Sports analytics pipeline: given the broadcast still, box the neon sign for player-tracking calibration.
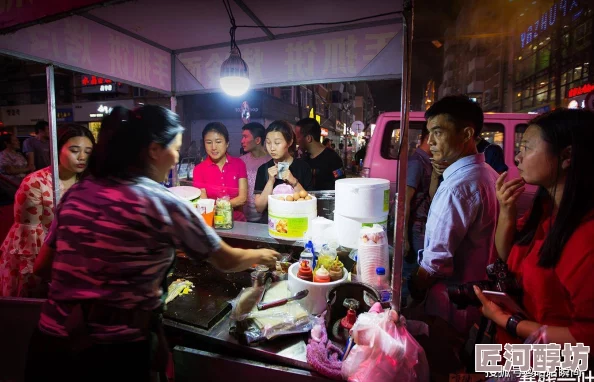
[81,75,113,86]
[568,83,594,98]
[520,0,584,49]
[97,105,113,114]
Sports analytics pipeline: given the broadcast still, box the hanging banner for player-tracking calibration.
[178,23,401,93]
[0,15,171,92]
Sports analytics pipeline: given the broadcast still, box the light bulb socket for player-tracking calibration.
[220,47,249,79]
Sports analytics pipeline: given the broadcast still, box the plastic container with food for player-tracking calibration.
[267,192,317,240]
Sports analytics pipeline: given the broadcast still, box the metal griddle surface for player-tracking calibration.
[164,257,251,330]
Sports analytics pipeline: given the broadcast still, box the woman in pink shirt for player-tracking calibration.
[193,122,248,221]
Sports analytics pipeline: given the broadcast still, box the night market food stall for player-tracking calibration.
[0,0,417,380]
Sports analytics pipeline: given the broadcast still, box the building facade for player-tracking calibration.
[439,0,593,113]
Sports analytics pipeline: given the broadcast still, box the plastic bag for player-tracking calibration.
[214,196,233,229]
[341,308,430,382]
[229,280,314,346]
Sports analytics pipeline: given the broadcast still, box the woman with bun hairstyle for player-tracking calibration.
[25,105,279,381]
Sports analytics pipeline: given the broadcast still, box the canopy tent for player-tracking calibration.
[0,0,413,311]
[0,0,403,94]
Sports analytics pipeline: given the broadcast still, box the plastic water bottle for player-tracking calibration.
[302,240,316,268]
[299,248,313,268]
[375,267,392,303]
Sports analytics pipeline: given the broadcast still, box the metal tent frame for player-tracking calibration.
[0,0,413,311]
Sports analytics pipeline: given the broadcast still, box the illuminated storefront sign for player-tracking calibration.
[568,83,594,98]
[81,75,113,86]
[56,108,73,122]
[321,128,329,137]
[73,100,135,121]
[520,0,584,48]
[308,108,321,124]
[567,99,585,109]
[80,76,123,94]
[0,104,47,125]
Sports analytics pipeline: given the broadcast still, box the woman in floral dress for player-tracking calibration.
[0,133,32,195]
[0,124,95,297]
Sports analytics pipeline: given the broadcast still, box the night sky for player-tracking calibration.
[368,0,464,112]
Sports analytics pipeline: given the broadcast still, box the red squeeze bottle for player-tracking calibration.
[297,261,313,282]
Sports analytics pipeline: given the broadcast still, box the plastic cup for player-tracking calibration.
[198,199,215,227]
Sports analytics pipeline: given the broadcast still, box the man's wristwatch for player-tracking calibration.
[505,314,524,337]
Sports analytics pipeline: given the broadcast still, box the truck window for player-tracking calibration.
[514,124,528,155]
[481,123,505,148]
[381,121,426,160]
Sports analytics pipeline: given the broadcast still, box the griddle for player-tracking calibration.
[164,256,251,330]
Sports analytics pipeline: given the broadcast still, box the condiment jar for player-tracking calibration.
[328,266,343,281]
[297,261,313,282]
[313,265,331,283]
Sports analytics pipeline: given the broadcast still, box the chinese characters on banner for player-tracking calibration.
[0,15,399,93]
[475,343,591,380]
[0,15,171,92]
[178,24,400,92]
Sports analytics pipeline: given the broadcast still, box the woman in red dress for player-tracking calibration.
[475,109,594,349]
[0,125,95,297]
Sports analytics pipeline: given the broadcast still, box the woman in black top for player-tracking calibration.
[254,120,312,220]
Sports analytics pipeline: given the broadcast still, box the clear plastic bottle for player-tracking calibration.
[375,267,392,303]
[299,247,314,269]
[316,244,337,271]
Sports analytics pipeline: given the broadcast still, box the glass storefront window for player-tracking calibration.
[536,44,550,72]
[536,90,548,104]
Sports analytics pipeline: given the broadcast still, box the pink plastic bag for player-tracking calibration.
[341,309,430,382]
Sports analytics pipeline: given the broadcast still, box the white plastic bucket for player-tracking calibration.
[287,262,348,315]
[333,212,388,249]
[267,195,317,240]
[335,178,390,219]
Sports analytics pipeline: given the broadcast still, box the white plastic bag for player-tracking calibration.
[341,309,429,382]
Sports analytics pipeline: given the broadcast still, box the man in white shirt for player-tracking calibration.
[240,122,271,223]
[410,95,499,335]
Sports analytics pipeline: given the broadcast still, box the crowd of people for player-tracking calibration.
[0,96,592,378]
[191,117,346,223]
[402,96,593,359]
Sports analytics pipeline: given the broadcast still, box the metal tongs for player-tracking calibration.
[256,277,309,310]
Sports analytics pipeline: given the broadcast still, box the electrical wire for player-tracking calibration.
[220,2,400,59]
[235,11,402,29]
[222,0,242,56]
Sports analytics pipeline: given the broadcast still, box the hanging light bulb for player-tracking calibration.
[220,47,250,96]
